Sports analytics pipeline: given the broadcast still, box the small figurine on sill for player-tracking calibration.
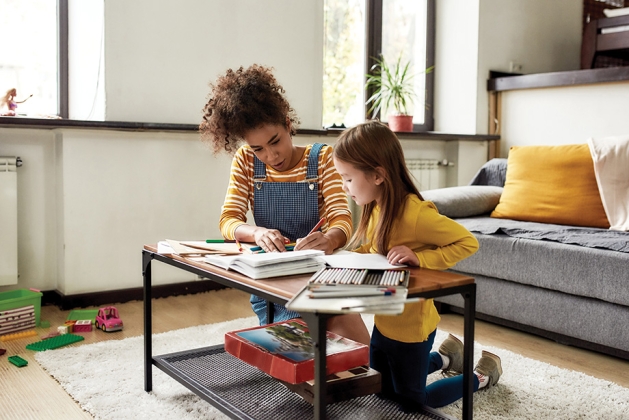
[1,88,32,116]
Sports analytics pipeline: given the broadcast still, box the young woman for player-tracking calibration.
[199,64,370,344]
[333,120,502,410]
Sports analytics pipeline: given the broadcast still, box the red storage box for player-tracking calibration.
[225,319,369,384]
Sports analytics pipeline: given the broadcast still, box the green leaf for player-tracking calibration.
[365,54,430,117]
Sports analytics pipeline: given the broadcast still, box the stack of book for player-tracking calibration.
[224,319,369,384]
[286,281,413,315]
[204,249,325,279]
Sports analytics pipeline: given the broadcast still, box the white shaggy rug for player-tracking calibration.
[35,315,629,420]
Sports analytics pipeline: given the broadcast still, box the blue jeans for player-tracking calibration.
[370,325,479,410]
[250,294,300,325]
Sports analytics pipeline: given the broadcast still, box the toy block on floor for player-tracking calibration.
[72,320,92,333]
[8,355,28,367]
[64,320,77,333]
[26,333,84,351]
[67,309,98,325]
[41,331,60,340]
[0,330,38,341]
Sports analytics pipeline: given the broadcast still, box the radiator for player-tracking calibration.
[406,159,451,191]
[0,157,19,286]
[349,159,452,229]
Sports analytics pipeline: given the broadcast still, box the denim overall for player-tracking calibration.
[250,143,324,324]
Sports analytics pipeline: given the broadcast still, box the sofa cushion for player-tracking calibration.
[468,158,508,187]
[490,143,610,228]
[449,228,629,307]
[421,186,503,218]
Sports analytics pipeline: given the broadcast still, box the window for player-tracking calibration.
[322,0,366,129]
[0,0,59,117]
[323,0,434,131]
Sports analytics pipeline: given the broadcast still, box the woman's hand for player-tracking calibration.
[253,228,290,252]
[387,245,419,266]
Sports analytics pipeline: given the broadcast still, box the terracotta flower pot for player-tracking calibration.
[388,115,414,132]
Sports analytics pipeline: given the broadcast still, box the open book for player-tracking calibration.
[204,249,325,279]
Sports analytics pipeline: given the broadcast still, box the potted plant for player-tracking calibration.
[365,55,427,132]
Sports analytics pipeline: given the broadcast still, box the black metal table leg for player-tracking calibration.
[143,251,153,392]
[266,300,275,324]
[301,312,332,420]
[462,283,476,420]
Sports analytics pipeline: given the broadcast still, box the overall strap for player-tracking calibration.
[253,154,266,180]
[306,143,325,180]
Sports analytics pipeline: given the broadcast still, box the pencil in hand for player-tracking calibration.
[308,217,326,236]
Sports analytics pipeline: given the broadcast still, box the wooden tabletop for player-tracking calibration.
[143,245,474,300]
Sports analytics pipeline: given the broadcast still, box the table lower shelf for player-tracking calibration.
[152,344,456,420]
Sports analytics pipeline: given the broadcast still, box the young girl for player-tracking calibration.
[198,64,370,345]
[333,120,502,410]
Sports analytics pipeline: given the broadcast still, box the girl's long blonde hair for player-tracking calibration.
[334,120,423,254]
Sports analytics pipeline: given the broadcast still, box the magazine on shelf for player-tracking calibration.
[204,249,325,279]
[224,319,369,384]
[286,282,412,315]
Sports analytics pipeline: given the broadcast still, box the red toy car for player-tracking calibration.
[95,306,123,332]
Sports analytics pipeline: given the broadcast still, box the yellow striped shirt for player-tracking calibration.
[219,144,352,243]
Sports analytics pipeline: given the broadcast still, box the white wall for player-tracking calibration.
[476,0,583,134]
[434,0,480,135]
[500,81,629,154]
[3,1,593,295]
[102,0,324,128]
[0,129,57,291]
[434,0,583,135]
[0,126,466,295]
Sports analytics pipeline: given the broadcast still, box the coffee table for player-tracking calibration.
[142,245,476,419]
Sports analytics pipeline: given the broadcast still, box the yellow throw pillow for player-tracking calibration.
[490,144,610,228]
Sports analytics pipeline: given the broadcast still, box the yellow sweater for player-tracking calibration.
[354,194,479,343]
[219,144,352,242]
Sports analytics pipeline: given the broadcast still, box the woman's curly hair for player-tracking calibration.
[199,65,300,155]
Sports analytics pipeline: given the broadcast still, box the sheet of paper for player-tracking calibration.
[319,253,406,270]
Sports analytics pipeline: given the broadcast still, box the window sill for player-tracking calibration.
[0,116,499,142]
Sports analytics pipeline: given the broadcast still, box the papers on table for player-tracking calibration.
[204,249,326,279]
[318,252,406,270]
[158,240,244,256]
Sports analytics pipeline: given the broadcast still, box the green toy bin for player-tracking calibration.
[0,289,43,327]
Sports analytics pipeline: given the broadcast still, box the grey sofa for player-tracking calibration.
[422,159,629,360]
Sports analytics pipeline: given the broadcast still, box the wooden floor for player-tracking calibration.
[2,288,628,419]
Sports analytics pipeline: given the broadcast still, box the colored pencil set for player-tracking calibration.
[309,268,410,287]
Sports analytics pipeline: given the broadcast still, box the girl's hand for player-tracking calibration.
[253,228,290,252]
[294,232,335,255]
[387,245,420,266]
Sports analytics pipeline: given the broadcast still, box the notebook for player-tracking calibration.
[204,249,325,279]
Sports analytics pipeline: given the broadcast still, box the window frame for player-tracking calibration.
[54,1,434,127]
[365,0,435,132]
[58,0,69,119]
